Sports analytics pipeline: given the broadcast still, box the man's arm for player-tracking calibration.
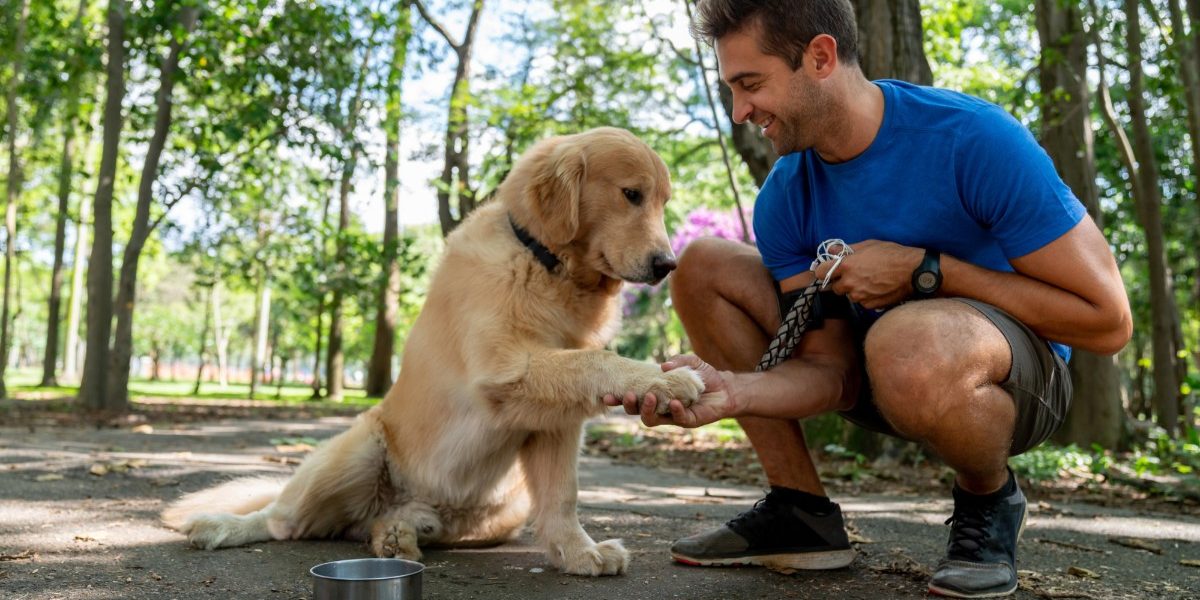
[941,217,1131,354]
[814,218,1131,355]
[607,271,862,427]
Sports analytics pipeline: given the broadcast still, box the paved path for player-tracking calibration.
[1,416,1198,599]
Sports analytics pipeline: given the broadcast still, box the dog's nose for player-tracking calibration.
[651,254,677,280]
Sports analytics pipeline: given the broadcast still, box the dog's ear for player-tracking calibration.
[526,139,586,246]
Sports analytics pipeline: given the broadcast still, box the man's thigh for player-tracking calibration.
[845,298,1071,456]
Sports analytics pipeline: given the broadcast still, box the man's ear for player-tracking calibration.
[526,140,586,246]
[806,33,839,76]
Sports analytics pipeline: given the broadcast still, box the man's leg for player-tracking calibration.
[864,300,1015,493]
[667,237,854,570]
[864,299,1064,598]
[671,238,827,495]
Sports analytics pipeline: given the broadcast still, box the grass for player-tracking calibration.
[2,367,378,407]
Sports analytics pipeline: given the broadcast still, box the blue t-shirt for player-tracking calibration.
[753,80,1086,361]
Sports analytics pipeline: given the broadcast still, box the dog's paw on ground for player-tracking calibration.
[554,538,629,576]
[371,522,422,560]
[184,514,239,550]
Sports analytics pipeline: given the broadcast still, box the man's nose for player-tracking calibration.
[729,91,752,124]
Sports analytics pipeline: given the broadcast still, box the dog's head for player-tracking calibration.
[507,127,676,285]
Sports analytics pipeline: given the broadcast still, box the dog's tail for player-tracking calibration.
[160,476,289,531]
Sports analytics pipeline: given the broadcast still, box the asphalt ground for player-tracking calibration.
[2,415,1198,599]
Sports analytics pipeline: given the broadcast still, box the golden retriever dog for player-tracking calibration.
[161,127,706,576]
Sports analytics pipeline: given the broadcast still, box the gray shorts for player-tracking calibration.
[837,298,1072,456]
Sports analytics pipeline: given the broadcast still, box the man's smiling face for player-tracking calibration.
[716,20,832,156]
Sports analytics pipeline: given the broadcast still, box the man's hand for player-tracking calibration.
[602,354,735,428]
[812,239,924,309]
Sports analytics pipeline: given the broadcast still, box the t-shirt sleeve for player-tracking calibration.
[753,157,813,281]
[954,106,1087,259]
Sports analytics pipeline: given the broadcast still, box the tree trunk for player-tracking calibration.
[78,0,128,412]
[854,0,933,84]
[367,3,413,397]
[249,269,270,400]
[1036,0,1125,449]
[1121,0,1182,436]
[1167,0,1200,325]
[415,0,485,236]
[192,284,212,395]
[106,6,199,409]
[0,0,30,398]
[310,295,324,398]
[326,35,377,402]
[63,188,89,382]
[42,0,90,388]
[212,280,229,386]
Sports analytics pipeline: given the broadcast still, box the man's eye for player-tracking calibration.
[622,188,643,205]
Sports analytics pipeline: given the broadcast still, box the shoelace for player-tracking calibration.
[943,503,995,562]
[726,498,784,537]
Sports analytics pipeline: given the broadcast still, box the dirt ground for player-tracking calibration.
[1,401,1199,599]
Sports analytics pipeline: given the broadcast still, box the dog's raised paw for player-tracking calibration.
[556,539,629,576]
[650,367,704,415]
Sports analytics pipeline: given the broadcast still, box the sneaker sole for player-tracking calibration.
[926,497,1028,599]
[926,581,1018,598]
[671,548,856,571]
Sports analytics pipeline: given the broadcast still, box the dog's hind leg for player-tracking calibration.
[519,424,628,576]
[178,410,392,550]
[184,509,278,550]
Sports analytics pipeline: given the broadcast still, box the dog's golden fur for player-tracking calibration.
[161,127,706,576]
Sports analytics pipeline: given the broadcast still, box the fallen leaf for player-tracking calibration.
[1180,559,1200,568]
[1035,538,1108,554]
[0,550,35,562]
[131,424,154,434]
[89,464,109,477]
[35,473,64,482]
[1108,537,1164,554]
[73,535,97,543]
[261,455,301,465]
[1067,566,1100,579]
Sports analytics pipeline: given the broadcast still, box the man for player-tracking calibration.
[603,0,1131,597]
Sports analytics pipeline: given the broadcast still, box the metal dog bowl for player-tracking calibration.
[310,558,424,599]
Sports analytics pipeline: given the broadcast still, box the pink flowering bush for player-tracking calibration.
[616,206,752,360]
[670,206,754,256]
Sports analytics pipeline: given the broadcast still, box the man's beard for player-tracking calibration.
[771,75,832,156]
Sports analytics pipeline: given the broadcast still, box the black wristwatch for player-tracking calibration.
[911,249,942,299]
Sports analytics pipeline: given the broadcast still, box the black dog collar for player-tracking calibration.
[509,214,562,273]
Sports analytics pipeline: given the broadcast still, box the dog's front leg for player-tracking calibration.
[481,349,705,429]
[519,425,627,576]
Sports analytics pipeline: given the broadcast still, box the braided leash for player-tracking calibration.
[755,239,853,372]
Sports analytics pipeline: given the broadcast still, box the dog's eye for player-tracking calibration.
[622,188,642,205]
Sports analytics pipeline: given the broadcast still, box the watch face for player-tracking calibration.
[917,271,937,290]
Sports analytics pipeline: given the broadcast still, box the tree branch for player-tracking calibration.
[413,0,460,50]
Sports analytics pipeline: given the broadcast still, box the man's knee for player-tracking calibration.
[863,302,971,438]
[671,237,756,310]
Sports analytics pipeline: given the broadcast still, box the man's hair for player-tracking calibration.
[690,0,859,70]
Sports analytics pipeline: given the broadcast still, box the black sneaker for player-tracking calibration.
[670,489,855,571]
[928,470,1027,598]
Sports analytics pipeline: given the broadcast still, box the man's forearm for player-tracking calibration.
[940,255,1127,354]
[725,357,856,420]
